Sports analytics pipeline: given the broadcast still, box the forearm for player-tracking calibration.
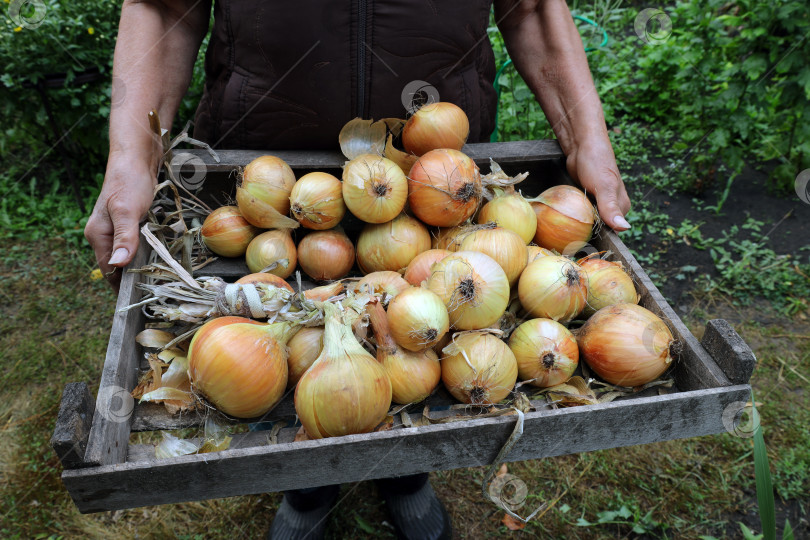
[109,0,210,172]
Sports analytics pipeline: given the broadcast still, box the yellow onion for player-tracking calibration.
[427,251,510,330]
[188,318,298,417]
[402,102,469,156]
[297,229,355,281]
[577,304,674,387]
[477,190,536,244]
[356,271,410,300]
[200,206,259,257]
[367,301,441,404]
[386,287,449,351]
[518,255,587,323]
[356,213,430,273]
[530,185,595,254]
[287,326,324,388]
[408,149,482,227]
[458,224,528,287]
[235,272,294,292]
[403,249,450,286]
[304,282,345,301]
[509,319,579,387]
[441,332,518,404]
[289,172,346,230]
[527,245,556,264]
[579,258,639,316]
[245,230,297,278]
[342,154,408,223]
[432,226,467,251]
[295,303,392,438]
[236,156,299,229]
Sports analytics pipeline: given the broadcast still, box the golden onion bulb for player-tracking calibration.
[236,156,299,229]
[286,326,324,388]
[509,318,579,387]
[477,192,537,244]
[200,206,259,257]
[245,230,297,278]
[530,185,595,255]
[408,149,482,227]
[386,287,449,351]
[441,332,518,404]
[342,154,408,223]
[289,172,346,230]
[356,214,431,274]
[458,224,528,287]
[580,258,639,316]
[518,255,587,323]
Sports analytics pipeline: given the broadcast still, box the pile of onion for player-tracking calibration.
[441,332,518,404]
[577,304,674,387]
[408,149,482,227]
[508,319,578,387]
[530,185,595,254]
[432,226,467,252]
[579,257,639,316]
[518,255,587,323]
[527,245,556,264]
[235,272,294,292]
[236,155,299,229]
[200,206,259,257]
[245,230,297,278]
[297,229,355,281]
[343,154,408,223]
[457,223,527,287]
[477,189,536,244]
[403,249,450,286]
[356,271,410,300]
[356,213,430,273]
[402,102,469,156]
[386,287,449,351]
[289,172,346,230]
[286,326,324,388]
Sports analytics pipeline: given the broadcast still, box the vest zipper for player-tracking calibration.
[357,0,367,117]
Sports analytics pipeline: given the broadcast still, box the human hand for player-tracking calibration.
[565,137,631,231]
[84,154,156,291]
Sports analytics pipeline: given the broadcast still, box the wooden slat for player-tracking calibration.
[701,319,757,385]
[83,240,149,466]
[63,385,749,513]
[50,382,95,469]
[594,230,731,390]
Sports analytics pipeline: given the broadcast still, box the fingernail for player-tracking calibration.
[614,216,631,229]
[108,247,129,265]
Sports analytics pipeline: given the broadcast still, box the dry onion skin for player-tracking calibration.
[580,258,639,316]
[386,287,449,352]
[236,156,299,229]
[577,303,674,387]
[508,319,579,388]
[408,149,482,227]
[286,326,324,388]
[200,206,259,257]
[432,225,467,252]
[297,229,355,281]
[289,172,346,230]
[402,102,469,156]
[427,251,510,330]
[518,255,587,323]
[441,332,518,404]
[402,249,450,286]
[476,191,537,244]
[235,272,294,292]
[356,213,431,274]
[342,154,408,224]
[527,245,556,264]
[356,271,410,299]
[530,185,596,254]
[188,319,298,418]
[458,224,528,287]
[245,230,297,278]
[294,303,392,439]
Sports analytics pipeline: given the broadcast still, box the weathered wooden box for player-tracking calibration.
[51,141,755,513]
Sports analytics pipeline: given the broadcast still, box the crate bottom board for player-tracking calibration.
[62,384,749,513]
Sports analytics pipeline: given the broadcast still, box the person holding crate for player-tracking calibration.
[85,0,631,538]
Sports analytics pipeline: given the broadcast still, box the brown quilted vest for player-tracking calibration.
[193,0,497,150]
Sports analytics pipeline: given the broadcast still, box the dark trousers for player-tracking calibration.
[284,473,429,512]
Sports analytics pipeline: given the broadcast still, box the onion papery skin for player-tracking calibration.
[297,229,355,281]
[295,305,392,439]
[245,230,297,278]
[441,333,518,404]
[402,102,469,156]
[387,287,449,351]
[188,320,297,418]
[235,272,294,292]
[289,172,346,230]
[356,214,431,274]
[200,206,259,257]
[527,245,556,264]
[356,271,410,299]
[458,225,527,287]
[531,185,595,254]
[403,249,450,286]
[580,258,639,316]
[577,304,674,387]
[509,319,579,387]
[477,193,537,244]
[518,255,587,323]
[408,149,482,227]
[427,251,510,330]
[287,326,324,388]
[432,226,467,252]
[342,154,408,224]
[236,156,297,228]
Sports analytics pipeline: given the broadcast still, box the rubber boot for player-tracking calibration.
[377,474,452,540]
[268,484,340,540]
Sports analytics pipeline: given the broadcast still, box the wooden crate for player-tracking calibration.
[51,141,756,513]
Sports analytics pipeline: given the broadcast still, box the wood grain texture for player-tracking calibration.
[83,240,149,466]
[701,319,757,385]
[50,382,95,469]
[63,385,749,513]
